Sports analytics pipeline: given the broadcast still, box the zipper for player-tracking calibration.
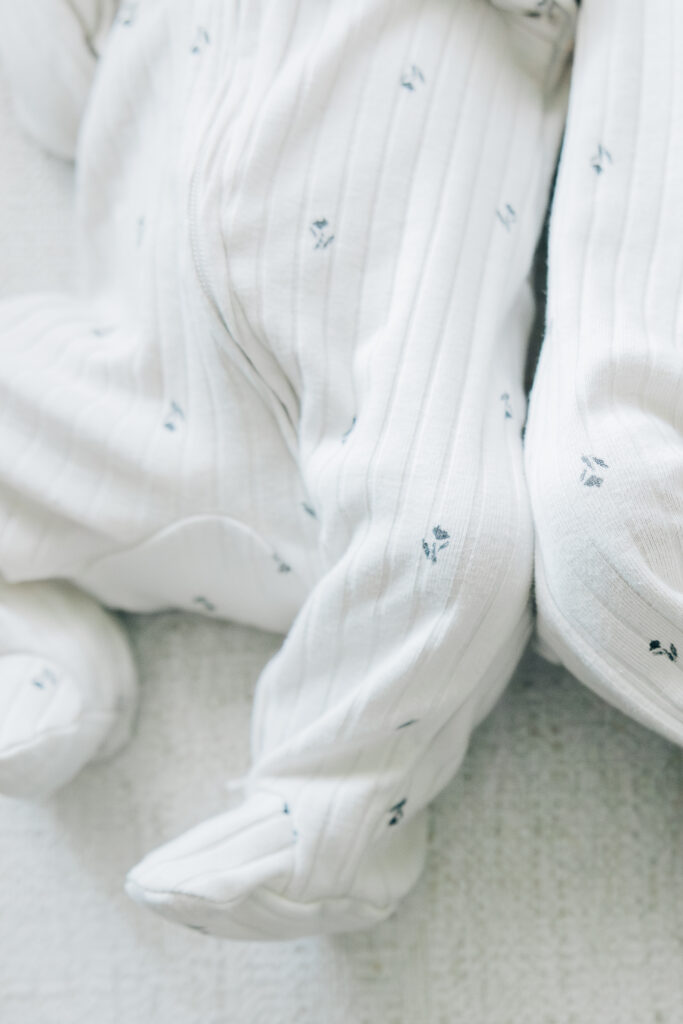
[188,157,301,463]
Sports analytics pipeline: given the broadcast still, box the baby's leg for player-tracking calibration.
[0,4,140,799]
[0,577,138,799]
[0,288,161,798]
[125,0,576,938]
[524,0,683,745]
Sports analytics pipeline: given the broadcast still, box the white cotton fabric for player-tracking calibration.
[525,0,683,747]
[0,0,576,939]
[0,579,138,798]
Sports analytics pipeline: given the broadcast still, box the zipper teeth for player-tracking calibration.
[188,165,227,326]
[188,160,299,456]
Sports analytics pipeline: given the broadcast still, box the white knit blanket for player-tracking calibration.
[0,71,681,1024]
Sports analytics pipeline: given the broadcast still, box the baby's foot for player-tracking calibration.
[125,791,302,940]
[125,790,407,941]
[125,785,424,940]
[0,580,138,799]
[0,653,112,799]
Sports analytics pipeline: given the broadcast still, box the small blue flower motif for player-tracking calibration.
[193,595,216,613]
[301,502,317,518]
[273,553,292,574]
[591,144,612,176]
[422,525,450,564]
[496,204,516,232]
[117,2,138,26]
[579,454,609,487]
[525,0,562,21]
[32,666,59,690]
[341,416,357,443]
[400,65,425,91]
[310,219,334,250]
[190,26,210,54]
[500,393,513,419]
[649,640,678,663]
[388,798,407,826]
[164,400,185,432]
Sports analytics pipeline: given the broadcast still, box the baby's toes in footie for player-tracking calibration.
[125,790,301,940]
[0,654,113,799]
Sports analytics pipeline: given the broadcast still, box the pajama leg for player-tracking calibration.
[524,0,683,744]
[126,0,574,939]
[0,291,163,798]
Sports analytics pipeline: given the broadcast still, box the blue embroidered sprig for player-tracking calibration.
[191,27,210,55]
[649,640,678,663]
[579,455,609,487]
[496,204,516,232]
[164,400,185,432]
[32,666,59,689]
[388,799,407,826]
[591,144,612,175]
[341,416,357,443]
[310,219,335,250]
[422,525,450,564]
[400,65,425,91]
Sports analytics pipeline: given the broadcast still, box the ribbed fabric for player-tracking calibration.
[525,0,683,747]
[0,0,575,938]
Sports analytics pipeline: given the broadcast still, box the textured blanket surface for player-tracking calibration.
[0,71,682,1024]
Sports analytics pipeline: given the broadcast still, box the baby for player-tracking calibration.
[0,0,679,942]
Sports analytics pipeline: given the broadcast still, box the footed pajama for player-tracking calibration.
[0,0,576,938]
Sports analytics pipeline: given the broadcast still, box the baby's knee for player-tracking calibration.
[526,419,683,739]
[421,475,534,626]
[529,432,681,611]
